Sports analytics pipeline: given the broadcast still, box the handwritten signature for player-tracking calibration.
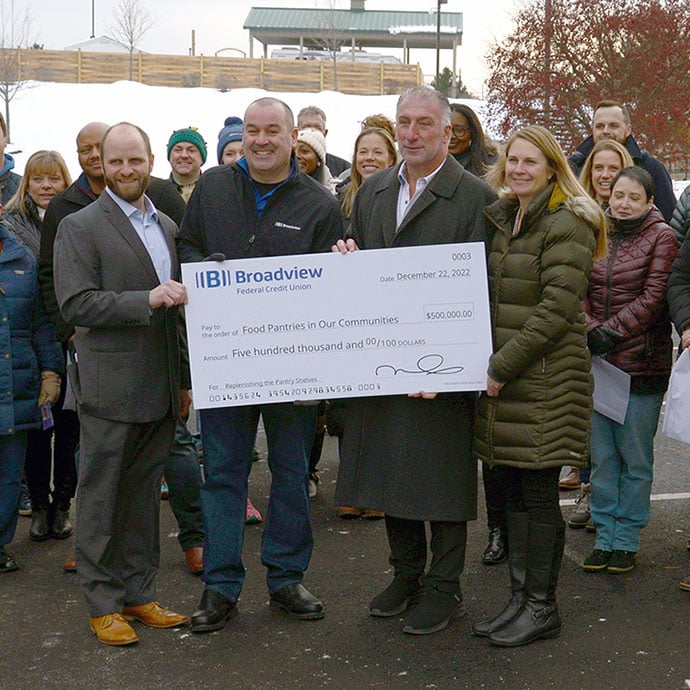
[375,354,464,377]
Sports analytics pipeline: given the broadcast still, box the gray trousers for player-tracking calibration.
[76,410,175,617]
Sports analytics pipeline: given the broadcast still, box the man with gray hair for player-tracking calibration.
[297,105,349,176]
[334,85,496,636]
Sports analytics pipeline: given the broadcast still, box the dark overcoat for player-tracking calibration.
[334,155,496,521]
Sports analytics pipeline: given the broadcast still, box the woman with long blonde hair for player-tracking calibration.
[473,125,606,647]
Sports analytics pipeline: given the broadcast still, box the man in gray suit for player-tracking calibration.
[54,122,190,646]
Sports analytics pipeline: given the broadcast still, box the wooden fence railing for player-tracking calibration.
[5,48,422,95]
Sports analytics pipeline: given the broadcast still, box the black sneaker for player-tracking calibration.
[607,550,636,573]
[582,549,612,572]
[402,587,465,635]
[368,576,421,617]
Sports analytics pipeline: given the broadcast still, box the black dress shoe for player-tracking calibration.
[51,509,73,539]
[29,509,52,541]
[481,527,508,565]
[269,583,324,620]
[190,589,236,633]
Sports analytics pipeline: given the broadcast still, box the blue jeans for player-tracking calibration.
[200,403,317,600]
[0,432,28,547]
[590,393,663,553]
[165,417,204,551]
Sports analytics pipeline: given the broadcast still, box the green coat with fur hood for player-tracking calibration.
[474,182,598,469]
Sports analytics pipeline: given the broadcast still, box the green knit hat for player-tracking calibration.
[167,127,207,163]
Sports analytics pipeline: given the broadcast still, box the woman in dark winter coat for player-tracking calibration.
[4,150,75,542]
[448,104,505,565]
[0,219,63,572]
[667,216,690,594]
[473,125,606,647]
[583,167,677,575]
[448,103,497,177]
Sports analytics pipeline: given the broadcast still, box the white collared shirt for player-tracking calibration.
[105,187,171,284]
[396,159,445,229]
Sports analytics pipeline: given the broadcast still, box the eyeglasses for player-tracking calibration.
[452,125,471,137]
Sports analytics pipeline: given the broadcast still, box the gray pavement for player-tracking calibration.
[1,431,688,689]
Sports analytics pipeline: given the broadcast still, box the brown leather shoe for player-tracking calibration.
[89,613,138,646]
[122,601,189,628]
[63,553,77,573]
[363,509,385,520]
[338,506,364,519]
[185,546,204,575]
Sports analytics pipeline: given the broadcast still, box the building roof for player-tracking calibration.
[64,36,141,53]
[244,7,463,50]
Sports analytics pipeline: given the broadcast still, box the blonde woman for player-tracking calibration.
[473,125,606,647]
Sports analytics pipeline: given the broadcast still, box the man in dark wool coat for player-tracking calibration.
[333,85,497,636]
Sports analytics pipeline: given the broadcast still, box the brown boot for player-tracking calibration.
[63,553,77,573]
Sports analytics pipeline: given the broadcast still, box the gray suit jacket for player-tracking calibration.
[53,191,187,424]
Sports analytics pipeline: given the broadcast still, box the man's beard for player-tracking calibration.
[106,171,150,203]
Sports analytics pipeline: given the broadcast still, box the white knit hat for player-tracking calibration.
[297,127,327,169]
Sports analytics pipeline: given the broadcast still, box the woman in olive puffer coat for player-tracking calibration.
[472,125,606,648]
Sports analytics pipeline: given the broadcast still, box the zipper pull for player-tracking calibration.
[245,234,255,253]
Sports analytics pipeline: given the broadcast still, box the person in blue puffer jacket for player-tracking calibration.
[0,217,63,573]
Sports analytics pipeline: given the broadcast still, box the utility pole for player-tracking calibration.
[544,0,552,126]
[435,0,447,86]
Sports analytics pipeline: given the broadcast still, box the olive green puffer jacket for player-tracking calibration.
[474,182,598,469]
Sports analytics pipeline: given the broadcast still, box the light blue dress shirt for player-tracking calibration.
[105,186,171,284]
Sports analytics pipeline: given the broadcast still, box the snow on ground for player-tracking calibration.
[9,80,480,179]
[8,80,689,195]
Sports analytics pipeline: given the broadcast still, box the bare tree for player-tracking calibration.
[0,0,34,141]
[108,0,156,80]
[311,1,348,90]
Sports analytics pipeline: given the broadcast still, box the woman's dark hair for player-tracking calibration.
[610,166,655,201]
[449,103,495,175]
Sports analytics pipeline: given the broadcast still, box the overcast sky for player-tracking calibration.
[30,0,518,96]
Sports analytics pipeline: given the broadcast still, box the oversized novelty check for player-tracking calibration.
[181,242,493,409]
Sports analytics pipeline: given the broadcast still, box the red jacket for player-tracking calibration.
[586,207,677,379]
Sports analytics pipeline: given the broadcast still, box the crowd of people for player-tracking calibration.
[0,86,687,650]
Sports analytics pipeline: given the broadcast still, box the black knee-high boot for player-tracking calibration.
[472,511,527,637]
[489,520,562,647]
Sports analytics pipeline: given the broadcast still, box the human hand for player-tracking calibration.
[38,371,61,406]
[408,391,438,399]
[149,280,188,309]
[486,376,505,397]
[332,238,359,253]
[682,327,690,351]
[179,389,192,418]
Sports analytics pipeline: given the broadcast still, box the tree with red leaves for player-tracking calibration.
[485,0,690,172]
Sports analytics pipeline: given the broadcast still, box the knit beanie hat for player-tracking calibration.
[167,127,207,163]
[296,128,327,170]
[217,116,243,164]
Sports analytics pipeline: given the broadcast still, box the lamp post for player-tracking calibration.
[90,0,95,38]
[435,0,447,85]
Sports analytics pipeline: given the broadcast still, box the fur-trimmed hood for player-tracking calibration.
[486,182,602,238]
